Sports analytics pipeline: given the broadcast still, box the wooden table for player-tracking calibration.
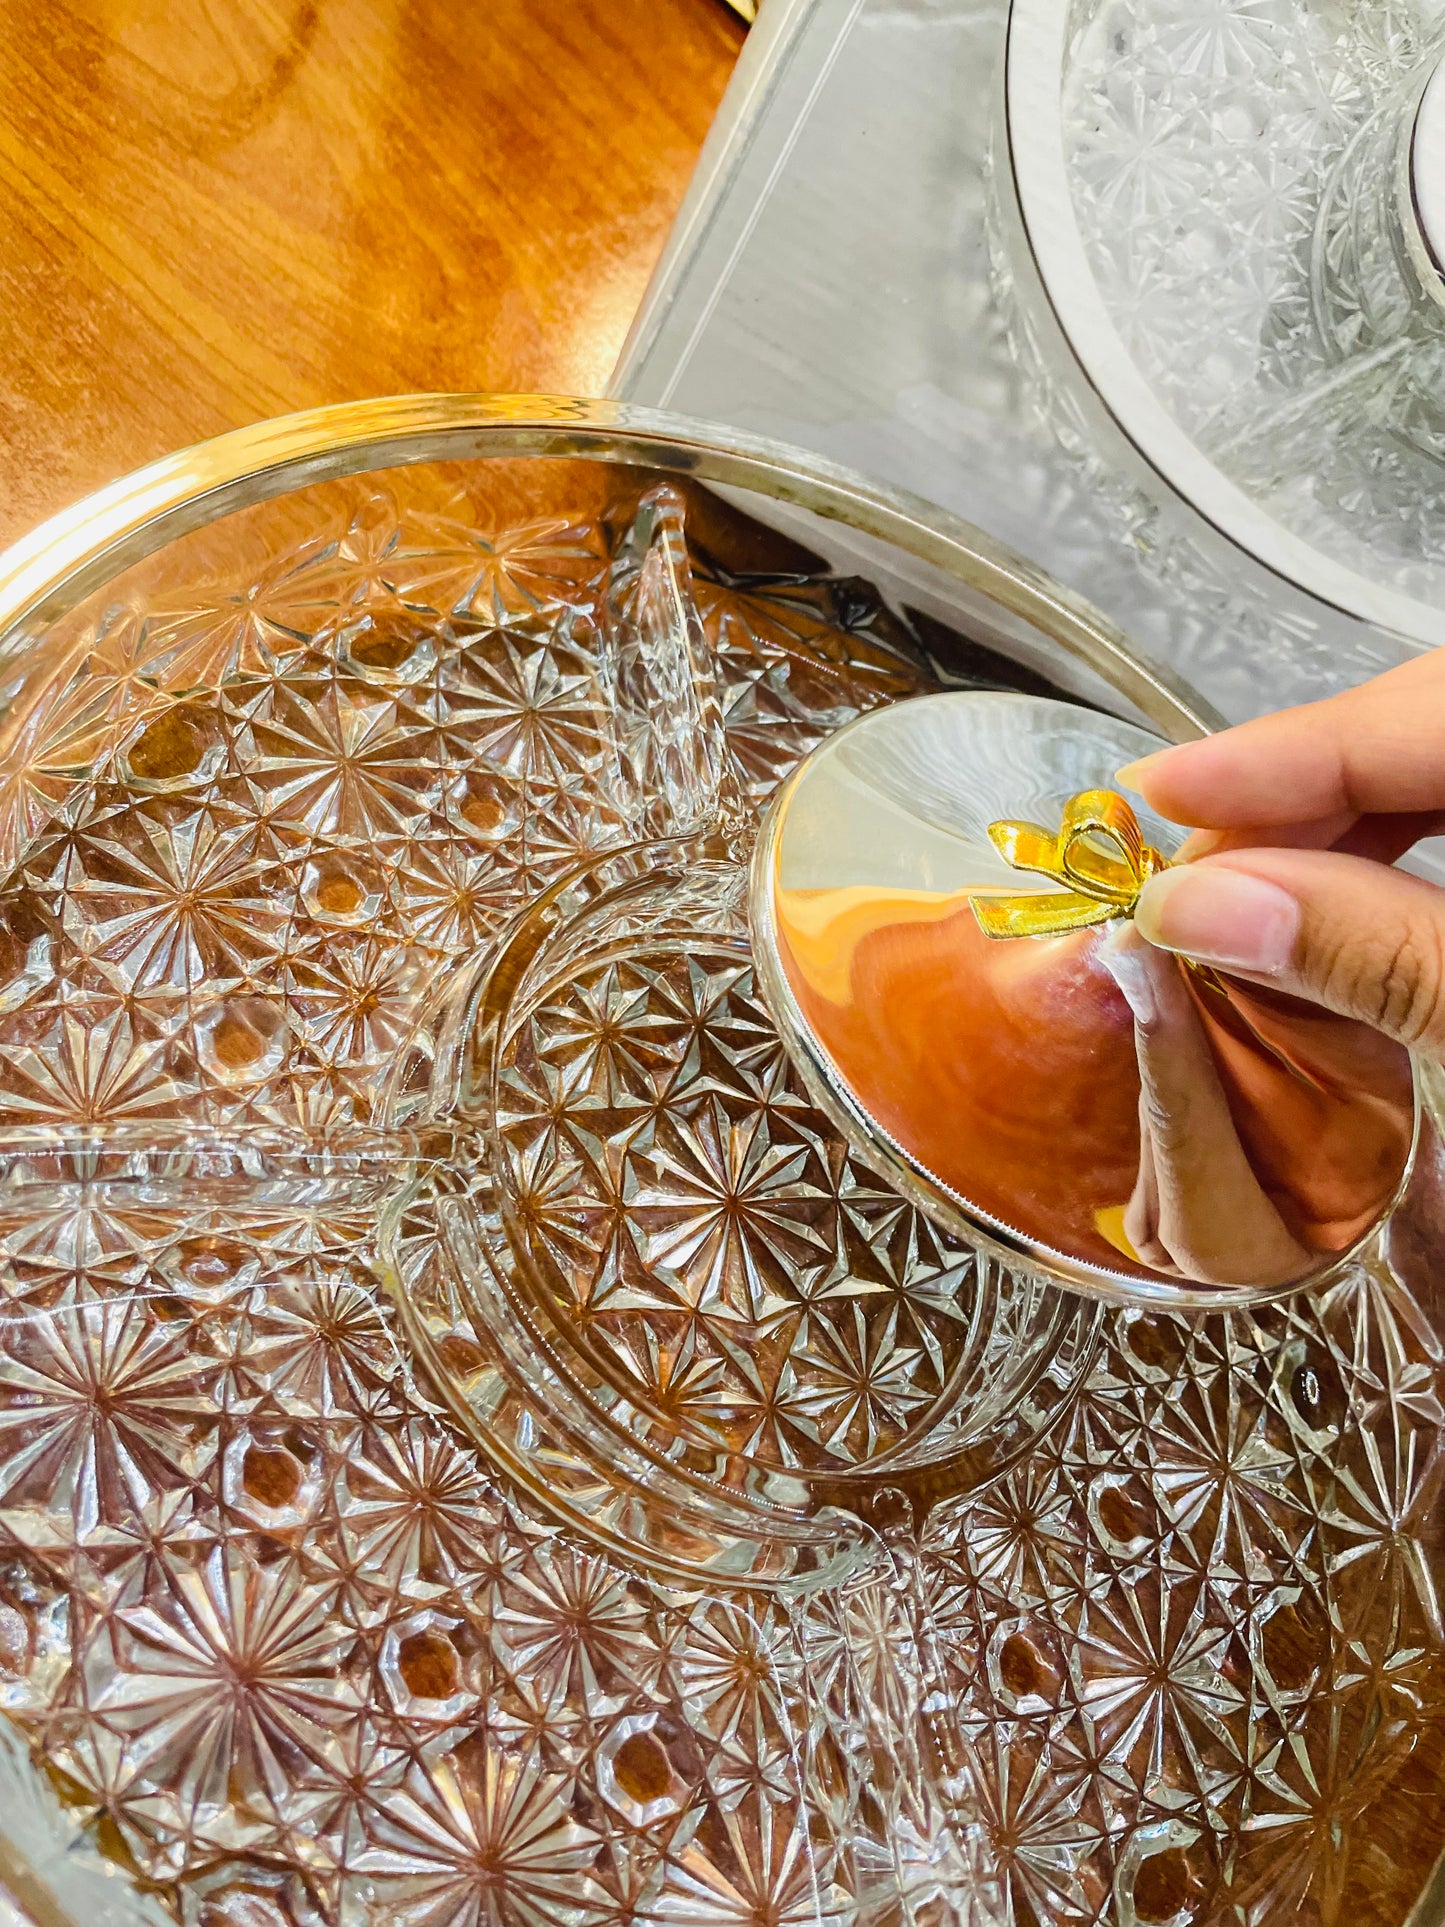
[0,0,743,546]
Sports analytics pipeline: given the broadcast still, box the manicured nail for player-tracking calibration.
[1115,750,1173,792]
[1100,935,1157,1026]
[1134,864,1300,975]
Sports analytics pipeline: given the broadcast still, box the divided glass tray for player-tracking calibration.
[0,397,1439,1927]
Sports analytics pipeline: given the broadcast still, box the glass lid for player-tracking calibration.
[1006,0,1445,643]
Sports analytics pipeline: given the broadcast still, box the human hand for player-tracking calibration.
[1102,926,1310,1287]
[1121,651,1445,1053]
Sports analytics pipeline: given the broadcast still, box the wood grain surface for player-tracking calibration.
[0,0,743,546]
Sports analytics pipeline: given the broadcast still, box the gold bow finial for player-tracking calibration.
[972,789,1168,941]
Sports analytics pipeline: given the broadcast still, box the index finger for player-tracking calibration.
[1120,653,1445,829]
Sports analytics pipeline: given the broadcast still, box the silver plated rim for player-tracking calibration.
[0,392,1219,739]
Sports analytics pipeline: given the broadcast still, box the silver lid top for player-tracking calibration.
[751,692,1417,1307]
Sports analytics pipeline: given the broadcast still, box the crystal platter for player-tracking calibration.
[0,397,1439,1927]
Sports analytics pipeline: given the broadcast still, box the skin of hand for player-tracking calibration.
[1118,650,1445,1053]
[1101,926,1309,1287]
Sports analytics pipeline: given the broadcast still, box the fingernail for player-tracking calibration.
[1134,864,1300,974]
[1115,750,1174,792]
[1100,936,1157,1025]
[1177,828,1225,860]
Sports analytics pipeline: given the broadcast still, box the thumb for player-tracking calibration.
[1133,846,1445,1054]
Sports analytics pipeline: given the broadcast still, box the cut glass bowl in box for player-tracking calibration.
[1005,0,1445,645]
[0,398,1439,1927]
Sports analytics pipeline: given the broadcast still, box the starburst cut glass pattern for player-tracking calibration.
[463,851,1095,1539]
[0,463,1441,1927]
[496,942,1035,1472]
